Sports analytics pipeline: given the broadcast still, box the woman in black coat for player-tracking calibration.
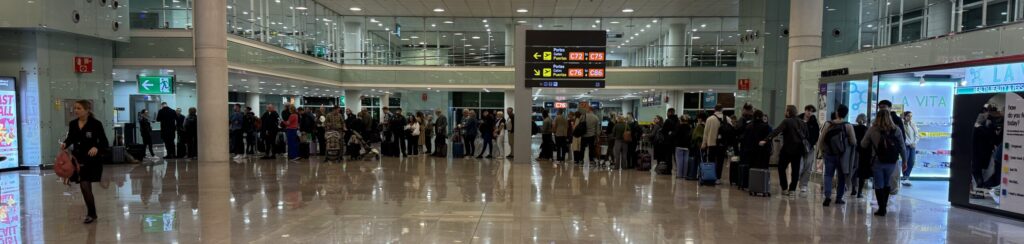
[61,100,109,224]
[741,110,772,168]
[138,109,155,157]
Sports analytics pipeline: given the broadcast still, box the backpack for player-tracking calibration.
[714,115,736,146]
[823,122,849,155]
[875,129,901,163]
[54,149,79,184]
[572,120,587,137]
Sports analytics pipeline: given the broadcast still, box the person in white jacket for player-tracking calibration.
[901,111,920,186]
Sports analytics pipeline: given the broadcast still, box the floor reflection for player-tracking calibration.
[11,155,1024,243]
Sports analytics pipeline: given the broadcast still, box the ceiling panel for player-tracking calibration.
[317,0,737,17]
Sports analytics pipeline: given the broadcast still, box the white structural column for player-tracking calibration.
[345,90,362,112]
[194,0,231,243]
[246,93,260,115]
[195,0,229,162]
[505,24,515,66]
[786,0,823,105]
[344,22,364,64]
[666,23,688,66]
[512,25,532,163]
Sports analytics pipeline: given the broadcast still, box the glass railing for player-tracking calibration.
[130,0,740,67]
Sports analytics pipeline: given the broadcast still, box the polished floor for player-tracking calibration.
[20,152,1024,243]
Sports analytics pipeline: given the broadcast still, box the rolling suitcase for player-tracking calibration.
[110,146,127,163]
[127,144,146,160]
[748,168,771,197]
[453,142,465,157]
[699,162,717,186]
[636,149,652,171]
[674,147,689,178]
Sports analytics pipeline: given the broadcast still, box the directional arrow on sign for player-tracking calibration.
[533,52,541,59]
[533,69,540,76]
[142,80,154,90]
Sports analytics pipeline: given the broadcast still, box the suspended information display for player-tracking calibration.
[524,30,606,88]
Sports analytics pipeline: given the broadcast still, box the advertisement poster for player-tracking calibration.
[1001,93,1024,214]
[0,174,20,243]
[0,78,17,169]
[849,81,955,178]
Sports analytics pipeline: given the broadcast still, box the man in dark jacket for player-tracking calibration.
[155,102,178,159]
[390,109,408,157]
[433,110,448,157]
[462,110,478,158]
[175,108,188,158]
[478,111,496,158]
[185,108,198,159]
[260,105,281,159]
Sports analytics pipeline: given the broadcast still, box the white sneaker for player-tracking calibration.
[800,186,808,193]
[902,180,912,187]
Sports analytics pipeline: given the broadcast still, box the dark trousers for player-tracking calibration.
[425,135,433,154]
[246,132,257,154]
[160,131,176,157]
[464,134,476,157]
[187,132,198,158]
[555,136,568,161]
[576,136,597,163]
[540,134,554,159]
[176,132,187,158]
[262,130,278,157]
[708,146,727,179]
[407,136,419,155]
[434,135,446,156]
[778,153,802,191]
[317,127,327,155]
[479,136,494,157]
[397,135,408,156]
[230,130,243,154]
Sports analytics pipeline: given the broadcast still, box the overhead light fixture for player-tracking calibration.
[444,20,454,24]
[517,20,527,24]
[610,21,620,24]
[410,36,419,39]
[482,19,488,23]
[433,8,445,12]
[700,24,707,28]
[472,36,480,39]
[454,33,463,35]
[349,7,361,11]
[537,24,543,28]
[431,24,436,27]
[691,36,701,39]
[652,19,658,23]
[592,25,597,28]
[370,18,378,23]
[294,6,308,10]
[595,20,601,23]
[645,24,651,28]
[517,9,528,13]
[622,9,634,13]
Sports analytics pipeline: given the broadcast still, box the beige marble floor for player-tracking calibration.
[23,154,1024,243]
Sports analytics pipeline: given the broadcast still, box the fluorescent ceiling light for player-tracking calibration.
[349,7,361,11]
[294,6,307,10]
[622,9,634,13]
[517,9,528,13]
[517,20,527,24]
[444,20,454,24]
[610,21,620,24]
[472,36,480,39]
[433,8,445,12]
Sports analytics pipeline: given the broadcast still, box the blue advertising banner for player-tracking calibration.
[702,93,717,109]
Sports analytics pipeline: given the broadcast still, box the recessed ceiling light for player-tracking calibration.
[433,8,445,12]
[595,20,601,23]
[370,18,378,23]
[610,21,620,24]
[592,25,597,28]
[537,24,543,28]
[472,36,480,39]
[622,9,634,13]
[294,6,307,10]
[701,24,707,28]
[410,36,419,39]
[652,19,658,23]
[691,36,701,40]
[349,7,361,11]
[517,9,528,13]
[444,20,454,24]
[454,33,463,35]
[517,20,527,24]
[482,19,488,23]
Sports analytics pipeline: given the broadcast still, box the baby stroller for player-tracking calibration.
[325,131,344,162]
[348,133,380,161]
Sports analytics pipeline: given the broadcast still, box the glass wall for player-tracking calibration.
[857,0,1023,49]
[128,0,738,67]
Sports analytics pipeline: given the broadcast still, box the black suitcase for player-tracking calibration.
[748,168,771,197]
[655,162,672,175]
[299,142,310,158]
[127,144,146,160]
[110,146,127,163]
[274,133,286,154]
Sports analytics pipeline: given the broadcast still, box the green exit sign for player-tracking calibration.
[138,75,175,94]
